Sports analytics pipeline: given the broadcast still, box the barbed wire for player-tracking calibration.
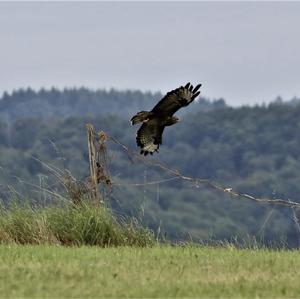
[114,176,180,187]
[107,135,300,209]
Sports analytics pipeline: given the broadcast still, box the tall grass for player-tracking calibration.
[0,201,154,246]
[0,152,155,247]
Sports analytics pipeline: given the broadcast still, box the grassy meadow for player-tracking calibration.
[0,202,300,298]
[1,245,300,298]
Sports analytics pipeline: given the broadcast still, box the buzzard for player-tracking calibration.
[130,82,201,155]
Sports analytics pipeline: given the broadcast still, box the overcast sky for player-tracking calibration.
[1,1,300,106]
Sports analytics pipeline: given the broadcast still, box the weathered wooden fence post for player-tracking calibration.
[86,123,101,205]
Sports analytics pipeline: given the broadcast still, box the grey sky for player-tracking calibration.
[1,1,300,106]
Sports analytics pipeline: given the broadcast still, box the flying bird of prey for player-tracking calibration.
[130,82,202,156]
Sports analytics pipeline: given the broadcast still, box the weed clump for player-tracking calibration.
[0,126,154,247]
[0,202,154,247]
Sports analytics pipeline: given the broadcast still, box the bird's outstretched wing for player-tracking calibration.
[136,119,165,156]
[151,82,201,116]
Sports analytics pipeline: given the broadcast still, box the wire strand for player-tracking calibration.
[108,135,300,209]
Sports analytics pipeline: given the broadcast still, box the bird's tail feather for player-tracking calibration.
[130,111,152,125]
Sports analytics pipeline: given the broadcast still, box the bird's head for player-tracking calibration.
[165,116,180,126]
[172,116,180,123]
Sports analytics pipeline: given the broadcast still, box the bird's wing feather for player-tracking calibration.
[151,82,201,116]
[136,120,165,156]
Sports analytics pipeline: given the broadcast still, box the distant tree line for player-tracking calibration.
[1,88,300,246]
[0,87,226,123]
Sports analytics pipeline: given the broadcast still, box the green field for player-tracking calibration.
[1,245,300,298]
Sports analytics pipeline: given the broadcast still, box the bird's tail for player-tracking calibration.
[130,111,152,125]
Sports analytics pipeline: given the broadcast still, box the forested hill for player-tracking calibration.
[1,87,300,246]
[0,88,226,122]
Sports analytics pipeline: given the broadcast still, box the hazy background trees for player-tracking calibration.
[1,88,300,246]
